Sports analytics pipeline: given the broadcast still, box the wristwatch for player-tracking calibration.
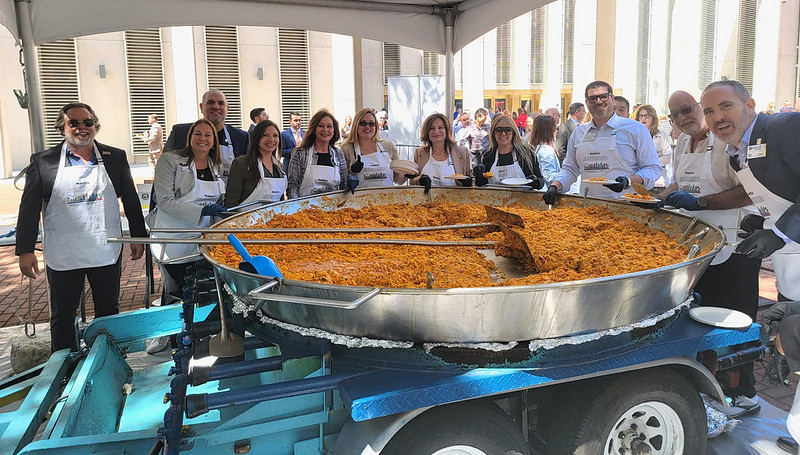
[697,196,708,209]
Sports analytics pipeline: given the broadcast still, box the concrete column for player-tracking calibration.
[595,0,616,85]
[775,0,800,107]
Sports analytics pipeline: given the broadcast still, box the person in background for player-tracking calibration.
[454,109,472,138]
[543,80,661,206]
[529,115,560,187]
[16,102,146,353]
[410,112,472,192]
[473,114,543,189]
[340,115,353,142]
[516,107,528,134]
[615,96,631,119]
[247,107,268,138]
[521,116,535,143]
[544,107,560,127]
[555,102,585,164]
[342,108,402,188]
[633,104,672,189]
[460,107,491,166]
[226,119,286,207]
[280,112,304,174]
[147,118,226,353]
[286,109,351,199]
[141,113,163,169]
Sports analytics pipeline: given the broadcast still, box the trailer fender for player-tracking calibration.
[330,407,430,455]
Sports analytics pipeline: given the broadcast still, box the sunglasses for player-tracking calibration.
[586,93,611,104]
[668,103,699,121]
[358,121,376,127]
[67,119,95,128]
[495,127,515,135]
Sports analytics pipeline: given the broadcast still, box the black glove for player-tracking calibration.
[201,204,226,218]
[543,185,559,205]
[346,174,359,194]
[664,190,702,211]
[762,301,800,336]
[458,176,473,187]
[404,173,419,179]
[735,229,786,258]
[738,214,766,239]
[350,155,364,173]
[473,164,487,187]
[418,174,432,194]
[606,176,630,193]
[526,175,542,190]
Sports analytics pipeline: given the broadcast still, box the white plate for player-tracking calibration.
[584,179,616,185]
[500,178,533,186]
[389,160,419,175]
[689,307,753,329]
[444,174,468,180]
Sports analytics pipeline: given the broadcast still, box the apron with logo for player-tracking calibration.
[219,127,235,183]
[240,159,286,206]
[356,142,394,188]
[43,143,122,270]
[149,158,225,263]
[298,148,341,196]
[576,124,635,198]
[420,151,457,187]
[488,150,526,184]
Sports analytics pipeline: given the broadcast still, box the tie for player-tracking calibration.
[294,130,300,146]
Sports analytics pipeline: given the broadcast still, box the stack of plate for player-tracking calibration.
[390,160,419,175]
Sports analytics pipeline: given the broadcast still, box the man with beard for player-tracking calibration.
[543,81,661,204]
[16,102,147,352]
[663,90,762,416]
[164,89,248,182]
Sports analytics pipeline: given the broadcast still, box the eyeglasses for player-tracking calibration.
[495,127,515,135]
[586,93,612,104]
[358,121,376,128]
[67,119,95,128]
[668,103,699,121]
[637,113,652,120]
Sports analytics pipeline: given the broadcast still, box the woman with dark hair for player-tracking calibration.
[286,109,349,199]
[146,118,225,353]
[408,112,472,191]
[634,104,672,187]
[341,108,402,187]
[529,115,561,186]
[473,115,543,189]
[225,119,285,207]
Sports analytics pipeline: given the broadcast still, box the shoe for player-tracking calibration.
[146,336,169,354]
[724,394,761,418]
[777,436,799,454]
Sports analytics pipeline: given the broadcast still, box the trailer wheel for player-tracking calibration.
[546,370,706,455]
[382,402,531,455]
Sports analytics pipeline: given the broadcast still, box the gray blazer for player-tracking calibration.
[149,151,223,224]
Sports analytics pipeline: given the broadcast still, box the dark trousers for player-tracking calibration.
[695,253,762,398]
[159,261,193,306]
[46,255,122,353]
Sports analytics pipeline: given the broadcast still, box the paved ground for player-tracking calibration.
[0,166,795,413]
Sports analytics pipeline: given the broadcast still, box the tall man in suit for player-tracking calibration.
[280,112,304,174]
[555,102,585,164]
[164,89,248,182]
[16,102,148,352]
[701,80,800,303]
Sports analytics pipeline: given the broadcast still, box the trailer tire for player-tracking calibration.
[546,370,706,455]
[382,401,531,455]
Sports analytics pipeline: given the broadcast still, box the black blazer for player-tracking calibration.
[164,123,248,157]
[740,112,800,242]
[16,141,148,256]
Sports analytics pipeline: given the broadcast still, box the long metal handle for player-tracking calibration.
[148,222,496,234]
[109,237,496,247]
[249,284,381,310]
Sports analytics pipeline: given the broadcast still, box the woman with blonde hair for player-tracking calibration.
[286,109,350,199]
[633,104,672,188]
[341,108,402,187]
[473,114,543,189]
[408,112,472,192]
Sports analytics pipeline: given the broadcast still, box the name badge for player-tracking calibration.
[747,143,766,159]
[583,132,597,142]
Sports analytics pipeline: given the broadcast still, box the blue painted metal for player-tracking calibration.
[189,355,283,386]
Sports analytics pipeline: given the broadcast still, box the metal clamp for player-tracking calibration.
[248,281,381,310]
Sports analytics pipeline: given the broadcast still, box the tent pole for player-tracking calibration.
[443,8,455,117]
[15,0,45,154]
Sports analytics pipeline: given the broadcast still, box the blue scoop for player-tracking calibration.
[227,234,283,278]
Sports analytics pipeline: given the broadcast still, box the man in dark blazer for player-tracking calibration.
[16,102,148,352]
[701,80,800,304]
[163,89,248,182]
[280,112,304,174]
[555,102,585,164]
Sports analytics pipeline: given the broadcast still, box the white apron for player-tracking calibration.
[43,143,122,270]
[298,148,341,196]
[576,125,635,198]
[240,159,286,206]
[355,143,394,188]
[420,152,457,187]
[219,127,235,184]
[148,159,225,263]
[736,164,800,300]
[488,150,526,184]
[673,135,750,265]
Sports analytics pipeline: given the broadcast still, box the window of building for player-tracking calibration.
[530,8,546,85]
[37,39,80,149]
[124,28,166,158]
[205,26,243,128]
[277,28,311,130]
[383,42,400,85]
[735,0,756,94]
[423,51,441,75]
[698,0,717,90]
[562,0,575,84]
[496,21,511,85]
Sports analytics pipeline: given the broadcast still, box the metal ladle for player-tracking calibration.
[208,269,243,358]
